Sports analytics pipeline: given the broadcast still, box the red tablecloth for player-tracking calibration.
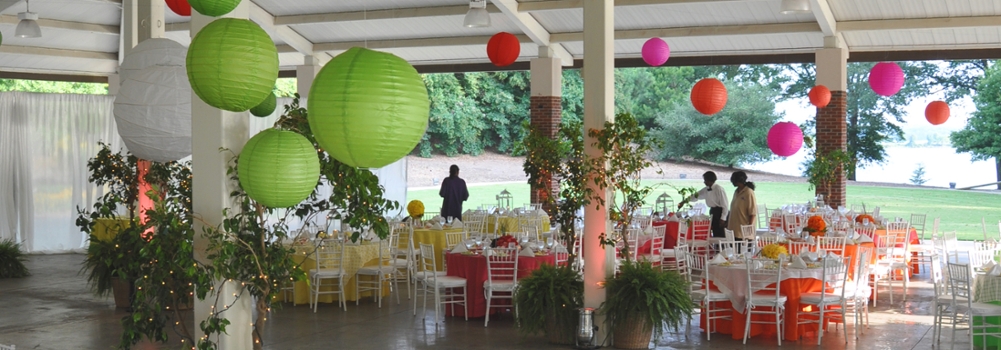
[444,252,556,318]
[701,278,825,341]
[640,221,693,253]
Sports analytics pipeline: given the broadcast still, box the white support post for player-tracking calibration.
[190,4,254,350]
[582,0,614,346]
[296,55,320,97]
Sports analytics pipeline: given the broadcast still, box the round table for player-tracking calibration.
[444,252,556,318]
[288,242,388,305]
[412,227,465,271]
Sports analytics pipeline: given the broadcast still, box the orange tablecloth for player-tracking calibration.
[873,228,920,274]
[701,278,825,341]
[444,252,556,318]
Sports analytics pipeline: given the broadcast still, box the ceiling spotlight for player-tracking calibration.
[780,0,811,14]
[464,0,490,28]
[15,0,41,38]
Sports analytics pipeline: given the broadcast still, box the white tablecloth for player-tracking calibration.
[707,264,826,311]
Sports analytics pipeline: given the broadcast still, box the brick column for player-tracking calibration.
[529,56,562,215]
[816,91,847,208]
[529,95,561,212]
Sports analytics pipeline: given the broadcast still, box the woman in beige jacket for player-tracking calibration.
[726,171,757,240]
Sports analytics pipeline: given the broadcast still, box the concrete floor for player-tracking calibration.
[0,253,971,350]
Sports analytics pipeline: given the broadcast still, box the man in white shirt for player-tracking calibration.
[696,171,729,238]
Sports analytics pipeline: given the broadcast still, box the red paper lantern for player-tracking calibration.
[690,78,727,115]
[808,85,831,108]
[487,32,520,67]
[925,101,950,125]
[165,0,191,16]
[869,62,904,96]
[767,122,804,157]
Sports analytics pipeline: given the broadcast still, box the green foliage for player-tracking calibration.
[0,79,108,94]
[952,61,1001,189]
[932,60,992,103]
[651,82,780,166]
[519,119,592,265]
[803,148,854,198]
[273,78,297,98]
[274,95,399,241]
[600,261,693,338]
[0,239,29,278]
[910,164,928,185]
[787,62,940,180]
[420,73,488,156]
[587,113,661,262]
[514,264,583,342]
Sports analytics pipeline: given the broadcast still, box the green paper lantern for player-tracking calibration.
[250,91,277,117]
[188,0,240,17]
[186,18,278,112]
[307,47,429,169]
[238,128,320,208]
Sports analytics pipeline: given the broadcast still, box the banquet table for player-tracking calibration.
[703,263,828,341]
[444,252,556,318]
[288,242,388,305]
[412,227,465,271]
[971,272,1001,347]
[475,214,551,235]
[654,220,693,250]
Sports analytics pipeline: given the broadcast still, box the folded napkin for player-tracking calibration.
[552,243,569,254]
[790,255,809,269]
[856,234,873,243]
[644,225,655,235]
[800,251,818,262]
[776,235,788,243]
[523,242,538,250]
[432,215,444,222]
[452,220,464,228]
[805,235,815,245]
[519,246,535,257]
[823,255,843,267]
[749,260,763,270]
[709,254,727,264]
[484,249,495,257]
[431,222,443,230]
[667,215,680,222]
[451,244,468,254]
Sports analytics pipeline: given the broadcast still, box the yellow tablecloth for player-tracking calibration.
[476,215,551,234]
[289,242,388,305]
[92,217,131,242]
[412,228,464,271]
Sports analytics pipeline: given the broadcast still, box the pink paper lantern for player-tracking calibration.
[868,62,904,96]
[641,38,670,67]
[767,122,803,157]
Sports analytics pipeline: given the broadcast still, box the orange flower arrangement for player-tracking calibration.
[804,215,826,237]
[855,214,875,225]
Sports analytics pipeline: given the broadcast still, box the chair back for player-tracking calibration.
[419,243,439,276]
[872,206,881,218]
[685,246,708,293]
[315,240,345,272]
[757,235,778,248]
[649,224,666,257]
[691,217,711,241]
[853,246,874,296]
[909,213,928,240]
[782,214,799,234]
[931,253,949,299]
[670,243,690,276]
[819,255,849,301]
[855,224,876,240]
[756,204,769,228]
[816,236,847,256]
[444,230,465,250]
[745,257,782,307]
[946,262,974,309]
[785,241,813,256]
[676,221,689,247]
[485,247,519,284]
[654,193,674,216]
[741,224,756,241]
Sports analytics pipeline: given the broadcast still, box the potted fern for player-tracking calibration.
[601,261,693,349]
[514,264,583,344]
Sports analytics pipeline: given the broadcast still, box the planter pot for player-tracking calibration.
[950,182,956,189]
[111,277,132,309]
[544,311,575,345]
[612,312,653,349]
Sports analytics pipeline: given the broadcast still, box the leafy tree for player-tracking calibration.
[0,79,107,94]
[561,69,584,126]
[463,71,531,154]
[650,82,780,166]
[951,61,1001,190]
[910,163,928,185]
[787,62,939,179]
[932,60,992,102]
[419,73,488,157]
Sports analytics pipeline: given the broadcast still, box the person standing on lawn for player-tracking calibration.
[439,164,469,221]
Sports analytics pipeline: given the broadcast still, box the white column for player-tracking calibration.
[190,4,253,350]
[816,37,848,91]
[530,52,561,97]
[582,0,614,345]
[107,73,120,95]
[296,55,320,97]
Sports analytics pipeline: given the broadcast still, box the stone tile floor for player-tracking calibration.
[0,253,973,349]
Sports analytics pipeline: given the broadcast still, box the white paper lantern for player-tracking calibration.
[114,38,192,162]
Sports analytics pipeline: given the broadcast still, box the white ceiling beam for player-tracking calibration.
[808,0,836,36]
[490,0,573,66]
[0,15,118,34]
[165,21,189,32]
[313,34,533,52]
[550,22,820,42]
[519,0,748,12]
[839,15,1001,32]
[246,1,316,60]
[273,4,502,26]
[0,45,118,61]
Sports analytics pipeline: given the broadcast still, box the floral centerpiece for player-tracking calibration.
[492,234,519,249]
[803,215,827,237]
[407,200,425,222]
[855,214,875,225]
[761,243,788,260]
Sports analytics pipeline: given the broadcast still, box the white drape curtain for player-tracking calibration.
[0,92,120,253]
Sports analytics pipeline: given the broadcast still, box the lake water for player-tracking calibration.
[746,145,997,189]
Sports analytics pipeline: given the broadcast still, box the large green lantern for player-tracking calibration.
[237,128,320,208]
[307,47,429,169]
[188,0,241,17]
[250,91,277,117]
[186,18,278,112]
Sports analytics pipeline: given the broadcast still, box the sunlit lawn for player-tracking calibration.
[408,180,1001,241]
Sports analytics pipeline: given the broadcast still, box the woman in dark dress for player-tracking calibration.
[439,164,469,221]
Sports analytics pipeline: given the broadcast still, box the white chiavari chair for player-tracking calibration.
[743,257,787,345]
[687,247,731,340]
[691,216,712,254]
[947,262,1001,350]
[798,255,850,345]
[416,243,468,323]
[483,246,519,327]
[816,236,848,256]
[872,230,908,306]
[310,239,347,312]
[355,238,399,308]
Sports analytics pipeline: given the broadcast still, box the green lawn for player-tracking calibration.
[408,180,1001,241]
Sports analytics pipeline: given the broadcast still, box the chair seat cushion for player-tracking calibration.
[433,275,467,288]
[484,280,517,291]
[310,268,345,278]
[415,271,448,280]
[748,294,788,307]
[356,265,397,275]
[691,289,729,301]
[800,292,847,305]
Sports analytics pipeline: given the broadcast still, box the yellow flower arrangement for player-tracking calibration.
[761,243,788,260]
[407,200,425,218]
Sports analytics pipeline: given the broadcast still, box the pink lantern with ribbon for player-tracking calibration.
[767,122,803,157]
[868,62,904,96]
[641,38,670,67]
